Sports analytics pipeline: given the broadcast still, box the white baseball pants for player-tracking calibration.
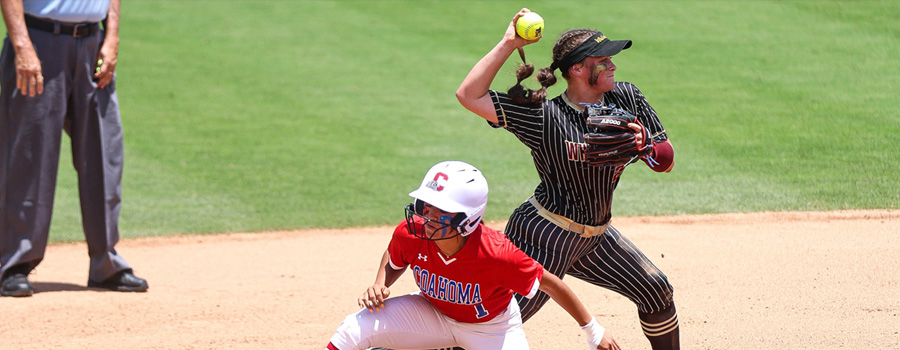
[329,292,528,350]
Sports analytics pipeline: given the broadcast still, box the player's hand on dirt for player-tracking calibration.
[14,46,43,97]
[505,8,540,47]
[582,317,621,350]
[358,284,391,312]
[596,330,621,350]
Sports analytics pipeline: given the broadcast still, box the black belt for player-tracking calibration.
[24,14,101,38]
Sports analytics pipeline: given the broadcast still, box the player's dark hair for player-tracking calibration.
[508,63,537,105]
[508,29,597,105]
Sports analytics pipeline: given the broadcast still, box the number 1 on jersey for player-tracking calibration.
[474,303,489,319]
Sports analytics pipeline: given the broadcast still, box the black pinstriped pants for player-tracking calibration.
[504,202,674,321]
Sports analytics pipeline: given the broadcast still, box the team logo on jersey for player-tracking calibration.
[565,140,589,162]
[412,265,483,306]
[425,172,449,191]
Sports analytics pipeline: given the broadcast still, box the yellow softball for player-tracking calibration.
[515,12,544,40]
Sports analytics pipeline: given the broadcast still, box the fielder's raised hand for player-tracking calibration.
[506,8,541,48]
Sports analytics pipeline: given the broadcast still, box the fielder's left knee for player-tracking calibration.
[634,268,674,313]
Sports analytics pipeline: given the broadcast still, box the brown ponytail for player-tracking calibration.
[507,29,598,105]
[507,63,543,105]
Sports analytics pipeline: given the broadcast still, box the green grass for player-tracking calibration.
[2,1,896,242]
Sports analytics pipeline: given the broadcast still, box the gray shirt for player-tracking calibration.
[23,0,109,23]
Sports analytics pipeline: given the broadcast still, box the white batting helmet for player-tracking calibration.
[408,160,488,236]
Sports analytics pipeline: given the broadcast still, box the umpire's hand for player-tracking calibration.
[14,45,43,97]
[94,41,118,89]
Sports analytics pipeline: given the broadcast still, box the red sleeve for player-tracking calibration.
[387,221,415,270]
[495,238,544,297]
[644,139,674,172]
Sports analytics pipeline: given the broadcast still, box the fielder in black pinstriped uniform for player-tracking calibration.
[456,8,679,350]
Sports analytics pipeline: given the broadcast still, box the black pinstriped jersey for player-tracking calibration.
[489,81,667,226]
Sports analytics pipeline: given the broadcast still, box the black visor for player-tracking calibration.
[552,32,632,72]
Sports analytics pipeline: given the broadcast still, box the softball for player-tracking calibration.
[516,12,544,40]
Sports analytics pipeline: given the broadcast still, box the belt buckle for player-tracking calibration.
[580,223,607,238]
[569,223,589,237]
[72,23,85,37]
[579,227,594,238]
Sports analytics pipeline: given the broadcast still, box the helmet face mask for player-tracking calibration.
[407,161,488,239]
[404,203,464,241]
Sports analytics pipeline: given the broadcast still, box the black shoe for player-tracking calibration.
[88,270,148,292]
[1,265,34,297]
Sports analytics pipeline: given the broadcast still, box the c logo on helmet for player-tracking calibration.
[426,172,449,191]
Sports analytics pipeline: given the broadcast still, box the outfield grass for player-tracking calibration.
[2,1,896,242]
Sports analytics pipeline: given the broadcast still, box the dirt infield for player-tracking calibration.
[1,210,898,349]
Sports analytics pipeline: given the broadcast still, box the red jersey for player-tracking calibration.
[387,217,543,323]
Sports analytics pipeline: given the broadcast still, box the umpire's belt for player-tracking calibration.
[24,14,101,38]
[528,197,609,238]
